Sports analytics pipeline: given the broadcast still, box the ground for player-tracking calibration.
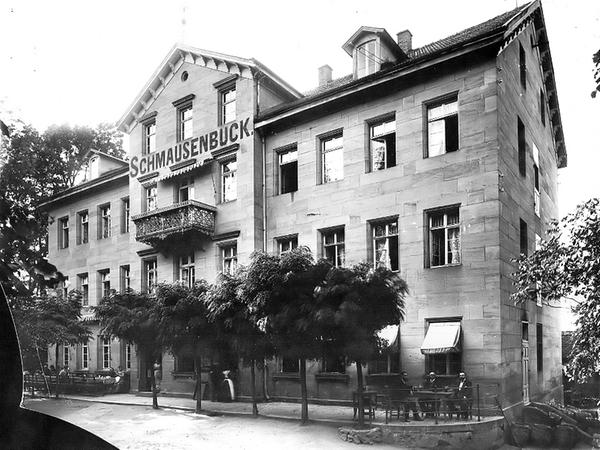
[22,398,403,450]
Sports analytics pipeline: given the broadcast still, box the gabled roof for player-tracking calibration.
[342,26,406,60]
[117,44,302,133]
[82,148,128,166]
[257,1,566,168]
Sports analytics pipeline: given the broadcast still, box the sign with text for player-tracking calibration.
[130,117,252,178]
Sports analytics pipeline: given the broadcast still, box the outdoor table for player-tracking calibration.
[352,390,377,422]
[412,389,455,424]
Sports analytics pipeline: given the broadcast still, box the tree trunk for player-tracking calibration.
[356,359,365,428]
[35,345,51,397]
[194,356,202,414]
[300,358,308,424]
[251,359,258,416]
[54,343,59,399]
[151,373,158,409]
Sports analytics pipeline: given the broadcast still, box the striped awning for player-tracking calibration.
[158,160,209,182]
[420,322,461,354]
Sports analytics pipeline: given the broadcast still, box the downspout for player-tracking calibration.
[255,74,271,401]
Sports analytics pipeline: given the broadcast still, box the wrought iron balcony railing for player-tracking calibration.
[132,200,216,246]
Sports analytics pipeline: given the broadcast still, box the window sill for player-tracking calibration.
[273,373,300,381]
[425,149,461,159]
[171,371,196,379]
[219,199,237,205]
[428,263,462,270]
[315,373,349,383]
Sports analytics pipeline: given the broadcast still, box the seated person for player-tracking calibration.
[452,372,472,419]
[397,371,423,421]
[422,371,441,416]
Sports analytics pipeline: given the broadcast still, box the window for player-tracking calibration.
[540,89,545,126]
[368,351,400,374]
[355,39,378,78]
[145,185,157,212]
[125,343,132,370]
[121,198,130,233]
[519,43,527,90]
[536,323,543,373]
[178,104,193,141]
[370,117,396,171]
[144,120,156,155]
[102,337,111,369]
[63,344,70,368]
[144,258,158,294]
[78,273,89,306]
[535,234,542,307]
[322,228,345,267]
[175,352,195,373]
[278,147,298,194]
[99,204,111,239]
[425,320,462,376]
[428,207,461,267]
[177,178,194,203]
[320,133,343,183]
[220,86,236,125]
[372,220,399,271]
[84,156,99,181]
[281,358,299,373]
[120,265,130,293]
[277,236,298,256]
[58,217,69,249]
[321,352,346,374]
[82,343,89,370]
[62,277,69,299]
[522,321,529,341]
[221,244,237,275]
[520,219,528,256]
[518,117,526,177]
[427,97,458,157]
[533,144,540,217]
[221,159,237,202]
[77,211,88,244]
[99,270,110,299]
[178,253,195,287]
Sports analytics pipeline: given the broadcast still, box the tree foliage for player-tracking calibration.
[511,198,600,382]
[592,49,600,98]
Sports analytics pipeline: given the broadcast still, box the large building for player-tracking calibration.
[42,1,566,414]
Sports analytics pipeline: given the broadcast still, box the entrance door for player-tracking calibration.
[522,340,530,404]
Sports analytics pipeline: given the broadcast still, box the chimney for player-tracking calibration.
[318,65,333,87]
[397,30,412,53]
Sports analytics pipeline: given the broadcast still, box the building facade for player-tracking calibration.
[43,1,566,413]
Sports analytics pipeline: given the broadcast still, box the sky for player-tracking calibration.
[0,0,598,218]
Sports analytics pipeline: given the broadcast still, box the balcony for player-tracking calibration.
[132,200,216,249]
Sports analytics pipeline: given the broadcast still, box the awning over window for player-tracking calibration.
[377,324,399,351]
[420,322,461,355]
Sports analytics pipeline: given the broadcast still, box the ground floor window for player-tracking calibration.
[82,343,88,369]
[426,353,461,376]
[281,358,299,373]
[126,343,132,370]
[63,344,70,368]
[175,352,196,373]
[368,351,400,374]
[321,355,346,374]
[102,338,111,369]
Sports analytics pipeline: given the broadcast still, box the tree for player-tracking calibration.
[315,263,408,427]
[244,247,330,424]
[154,281,221,414]
[592,49,600,98]
[206,268,275,416]
[511,198,600,382]
[95,290,163,408]
[10,290,91,395]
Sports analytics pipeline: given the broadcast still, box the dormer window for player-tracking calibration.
[355,40,379,78]
[83,156,99,181]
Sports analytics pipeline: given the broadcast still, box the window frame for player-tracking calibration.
[220,242,238,275]
[177,253,196,288]
[121,197,130,234]
[78,273,89,306]
[519,42,527,90]
[368,115,396,172]
[63,344,70,368]
[219,84,237,126]
[145,184,157,212]
[520,219,529,256]
[82,343,89,370]
[125,343,132,370]
[99,269,111,300]
[58,216,69,249]
[424,318,463,376]
[143,258,158,294]
[321,227,345,268]
[370,217,399,272]
[102,337,111,370]
[143,119,156,155]
[319,131,344,184]
[540,89,546,126]
[98,203,111,239]
[177,102,194,142]
[77,210,89,245]
[281,357,300,374]
[533,143,540,217]
[426,206,461,268]
[277,145,298,195]
[518,116,527,177]
[220,158,237,203]
[119,265,130,293]
[355,39,379,78]
[424,94,459,158]
[536,323,543,374]
[176,177,194,203]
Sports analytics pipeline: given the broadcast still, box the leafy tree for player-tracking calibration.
[206,268,275,416]
[315,263,408,427]
[244,248,330,424]
[154,281,221,414]
[511,198,600,382]
[592,49,600,98]
[95,290,162,408]
[10,290,91,395]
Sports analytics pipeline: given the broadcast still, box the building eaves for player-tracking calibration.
[38,166,129,209]
[256,4,531,124]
